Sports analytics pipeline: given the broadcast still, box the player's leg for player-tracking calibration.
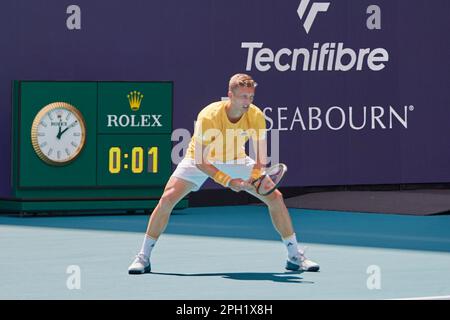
[245,188,294,239]
[129,157,207,274]
[245,186,320,272]
[219,158,318,271]
[146,176,196,239]
[128,176,196,274]
[221,157,295,239]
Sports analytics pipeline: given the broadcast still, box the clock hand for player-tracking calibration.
[58,120,78,138]
[56,119,62,140]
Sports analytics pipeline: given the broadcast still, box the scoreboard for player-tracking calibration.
[7,81,186,213]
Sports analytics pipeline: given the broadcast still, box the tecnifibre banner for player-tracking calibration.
[1,0,449,195]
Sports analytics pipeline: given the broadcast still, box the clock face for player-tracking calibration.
[31,102,86,165]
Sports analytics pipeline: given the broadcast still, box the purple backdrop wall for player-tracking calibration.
[1,0,449,196]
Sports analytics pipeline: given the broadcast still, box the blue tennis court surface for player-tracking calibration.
[1,206,450,299]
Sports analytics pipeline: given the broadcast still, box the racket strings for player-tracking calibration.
[256,164,287,195]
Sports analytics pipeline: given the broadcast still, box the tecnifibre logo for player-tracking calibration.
[242,1,389,72]
[297,0,330,34]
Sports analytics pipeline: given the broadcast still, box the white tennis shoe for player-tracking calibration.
[285,247,320,272]
[128,254,151,274]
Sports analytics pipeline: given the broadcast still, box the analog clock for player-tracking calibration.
[31,102,86,166]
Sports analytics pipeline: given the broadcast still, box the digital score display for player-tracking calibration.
[97,134,172,186]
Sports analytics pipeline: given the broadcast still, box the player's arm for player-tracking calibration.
[252,136,267,171]
[246,136,267,189]
[249,114,268,182]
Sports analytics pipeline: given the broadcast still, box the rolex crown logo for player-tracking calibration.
[127,91,144,111]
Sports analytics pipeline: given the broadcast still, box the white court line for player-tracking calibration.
[390,295,450,300]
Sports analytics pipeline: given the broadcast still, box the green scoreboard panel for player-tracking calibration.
[5,81,187,213]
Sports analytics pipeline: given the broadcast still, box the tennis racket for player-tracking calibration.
[251,163,288,196]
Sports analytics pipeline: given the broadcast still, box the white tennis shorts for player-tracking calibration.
[171,156,255,191]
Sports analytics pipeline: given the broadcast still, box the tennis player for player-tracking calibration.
[128,73,319,274]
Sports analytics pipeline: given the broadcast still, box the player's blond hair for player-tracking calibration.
[228,73,258,92]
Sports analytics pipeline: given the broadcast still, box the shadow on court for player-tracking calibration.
[1,205,450,253]
[149,271,313,284]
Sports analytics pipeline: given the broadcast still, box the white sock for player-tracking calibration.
[282,233,299,259]
[138,234,157,259]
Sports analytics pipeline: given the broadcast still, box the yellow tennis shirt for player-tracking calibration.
[186,101,266,162]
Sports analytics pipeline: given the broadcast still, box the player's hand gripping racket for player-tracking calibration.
[251,163,288,196]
